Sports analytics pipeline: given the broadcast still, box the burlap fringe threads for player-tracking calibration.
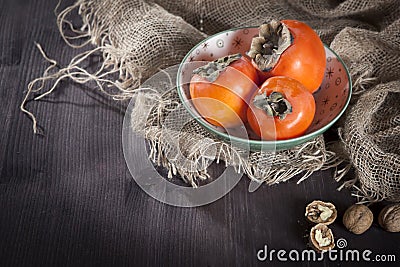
[129,85,342,188]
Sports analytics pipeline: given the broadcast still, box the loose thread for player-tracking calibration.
[20,43,59,134]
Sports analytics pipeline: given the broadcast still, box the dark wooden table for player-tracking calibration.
[0,0,398,266]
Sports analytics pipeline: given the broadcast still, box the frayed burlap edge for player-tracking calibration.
[334,80,400,204]
[129,86,343,188]
[20,0,161,134]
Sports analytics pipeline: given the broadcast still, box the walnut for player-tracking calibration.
[305,200,337,225]
[342,204,373,234]
[378,204,400,232]
[309,223,335,252]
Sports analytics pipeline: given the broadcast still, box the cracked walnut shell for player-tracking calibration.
[343,204,373,234]
[305,200,337,225]
[378,204,400,233]
[309,223,335,252]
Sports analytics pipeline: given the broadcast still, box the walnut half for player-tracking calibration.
[309,223,335,252]
[305,200,337,225]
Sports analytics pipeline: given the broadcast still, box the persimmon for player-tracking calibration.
[247,19,326,93]
[247,76,316,140]
[189,54,258,128]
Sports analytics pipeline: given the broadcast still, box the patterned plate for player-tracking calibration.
[177,27,351,151]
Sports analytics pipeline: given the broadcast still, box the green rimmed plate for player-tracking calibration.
[177,27,352,151]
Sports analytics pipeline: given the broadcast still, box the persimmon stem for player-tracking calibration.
[247,20,292,71]
[192,53,242,82]
[253,91,292,120]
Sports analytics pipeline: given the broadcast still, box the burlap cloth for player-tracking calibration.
[22,0,400,202]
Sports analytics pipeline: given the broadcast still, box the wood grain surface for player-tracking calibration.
[0,0,398,266]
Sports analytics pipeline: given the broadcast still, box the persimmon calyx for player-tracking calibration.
[253,91,292,120]
[192,53,242,82]
[247,20,292,71]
